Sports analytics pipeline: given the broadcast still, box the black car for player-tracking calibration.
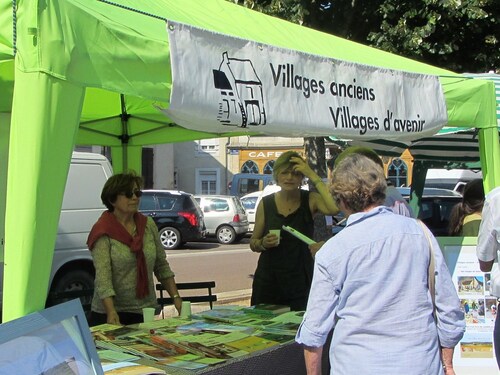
[139,190,206,249]
[398,187,462,237]
[415,195,462,237]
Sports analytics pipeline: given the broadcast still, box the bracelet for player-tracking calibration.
[172,294,181,299]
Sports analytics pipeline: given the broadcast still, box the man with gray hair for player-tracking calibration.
[297,153,464,374]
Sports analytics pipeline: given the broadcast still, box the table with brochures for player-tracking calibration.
[92,305,330,375]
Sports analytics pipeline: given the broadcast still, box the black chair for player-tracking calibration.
[156,281,217,313]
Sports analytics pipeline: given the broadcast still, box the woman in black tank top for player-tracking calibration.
[249,151,339,311]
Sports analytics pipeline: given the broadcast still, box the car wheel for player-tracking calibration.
[159,227,181,249]
[48,270,94,310]
[51,270,94,295]
[216,225,236,244]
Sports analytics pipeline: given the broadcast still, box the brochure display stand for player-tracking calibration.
[439,237,498,374]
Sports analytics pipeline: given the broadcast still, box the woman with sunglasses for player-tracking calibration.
[86,172,182,326]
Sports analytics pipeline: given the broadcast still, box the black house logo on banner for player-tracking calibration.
[213,52,267,128]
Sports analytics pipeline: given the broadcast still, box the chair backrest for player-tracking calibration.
[156,281,217,311]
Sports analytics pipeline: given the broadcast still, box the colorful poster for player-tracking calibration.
[440,238,497,369]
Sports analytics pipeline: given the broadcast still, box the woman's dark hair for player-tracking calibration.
[448,179,484,236]
[101,171,143,211]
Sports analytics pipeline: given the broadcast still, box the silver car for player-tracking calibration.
[194,195,249,244]
[240,191,261,232]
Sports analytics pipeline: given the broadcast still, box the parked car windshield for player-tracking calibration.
[241,195,258,211]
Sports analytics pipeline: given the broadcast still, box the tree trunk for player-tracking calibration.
[304,137,331,242]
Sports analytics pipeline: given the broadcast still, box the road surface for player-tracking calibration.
[165,237,258,299]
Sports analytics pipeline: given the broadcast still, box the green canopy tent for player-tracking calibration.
[78,89,251,172]
[1,0,498,321]
[0,1,251,174]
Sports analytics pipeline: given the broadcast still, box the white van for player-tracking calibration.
[0,151,113,309]
[229,173,274,197]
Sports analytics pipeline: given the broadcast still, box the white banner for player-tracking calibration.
[164,22,448,141]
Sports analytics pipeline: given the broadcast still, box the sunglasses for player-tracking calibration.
[122,189,143,199]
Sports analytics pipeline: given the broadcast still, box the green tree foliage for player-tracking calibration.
[368,0,499,73]
[237,0,499,73]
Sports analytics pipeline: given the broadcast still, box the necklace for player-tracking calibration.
[277,194,299,215]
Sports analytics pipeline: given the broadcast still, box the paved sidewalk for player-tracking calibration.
[455,366,497,374]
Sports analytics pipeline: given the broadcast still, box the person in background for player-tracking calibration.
[476,185,500,369]
[87,172,182,326]
[448,179,484,236]
[250,151,339,311]
[296,153,465,375]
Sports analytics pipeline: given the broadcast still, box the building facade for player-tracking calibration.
[81,137,415,195]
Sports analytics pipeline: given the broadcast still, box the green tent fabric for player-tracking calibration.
[464,73,500,125]
[1,0,499,321]
[78,88,252,172]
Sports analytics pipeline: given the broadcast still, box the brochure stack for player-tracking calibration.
[91,305,304,374]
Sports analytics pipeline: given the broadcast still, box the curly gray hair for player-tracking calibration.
[330,153,386,213]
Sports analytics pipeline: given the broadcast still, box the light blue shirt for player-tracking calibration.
[296,206,465,374]
[477,186,500,297]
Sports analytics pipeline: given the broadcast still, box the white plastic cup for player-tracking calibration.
[142,307,155,323]
[269,229,281,245]
[180,301,192,318]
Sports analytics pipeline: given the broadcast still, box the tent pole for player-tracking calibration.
[113,94,142,175]
[479,127,500,193]
[3,70,84,321]
[120,94,129,171]
[409,161,428,217]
